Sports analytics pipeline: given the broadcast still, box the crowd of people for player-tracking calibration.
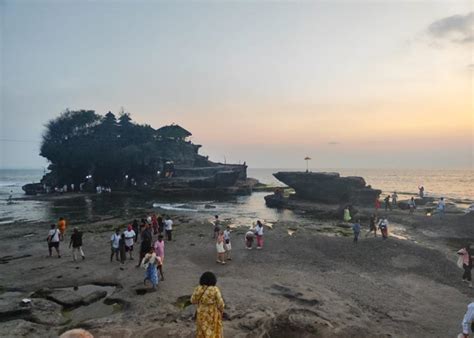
[44,183,471,338]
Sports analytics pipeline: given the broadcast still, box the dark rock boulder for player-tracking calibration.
[272,172,381,206]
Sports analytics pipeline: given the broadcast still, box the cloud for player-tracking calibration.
[427,12,473,44]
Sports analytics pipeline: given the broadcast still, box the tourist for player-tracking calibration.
[164,215,173,241]
[47,224,61,258]
[255,220,264,249]
[384,195,391,211]
[378,218,389,239]
[157,215,164,235]
[137,223,152,267]
[119,233,126,264]
[191,271,225,338]
[391,192,398,208]
[458,245,473,288]
[123,224,136,260]
[216,230,226,264]
[223,226,232,261]
[151,213,158,235]
[460,302,474,337]
[245,229,255,250]
[141,247,161,290]
[437,197,446,219]
[58,217,67,241]
[418,185,425,198]
[343,206,351,222]
[132,219,139,241]
[154,235,165,280]
[374,197,381,214]
[366,214,377,237]
[409,197,416,214]
[352,220,361,243]
[110,228,120,262]
[139,218,147,240]
[69,227,85,261]
[213,215,220,239]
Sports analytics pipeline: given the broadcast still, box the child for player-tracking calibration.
[352,220,361,243]
[255,220,264,249]
[223,226,232,261]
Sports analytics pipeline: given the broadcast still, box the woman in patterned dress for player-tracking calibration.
[191,272,225,338]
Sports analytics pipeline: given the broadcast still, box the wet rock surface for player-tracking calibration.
[272,171,381,205]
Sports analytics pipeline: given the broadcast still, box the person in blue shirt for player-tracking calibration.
[352,220,361,243]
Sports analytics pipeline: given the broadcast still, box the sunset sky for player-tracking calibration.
[1,1,472,169]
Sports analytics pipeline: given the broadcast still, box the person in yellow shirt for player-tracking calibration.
[58,217,67,241]
[191,272,225,338]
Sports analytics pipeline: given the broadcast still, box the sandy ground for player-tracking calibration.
[0,199,473,337]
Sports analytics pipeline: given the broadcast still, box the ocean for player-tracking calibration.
[1,168,472,226]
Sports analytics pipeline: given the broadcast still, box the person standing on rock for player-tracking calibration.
[154,235,165,280]
[255,220,264,249]
[164,215,173,241]
[378,218,389,239]
[343,206,352,222]
[245,229,255,249]
[458,245,473,288]
[418,185,425,198]
[141,247,160,290]
[409,197,416,214]
[213,215,220,239]
[374,197,381,215]
[223,226,232,261]
[123,224,136,260]
[157,215,164,235]
[119,233,126,264]
[47,224,61,258]
[69,227,85,261]
[384,195,391,211]
[132,219,139,242]
[216,230,226,264]
[437,197,446,219]
[151,213,159,235]
[391,192,398,208]
[110,228,121,262]
[191,271,225,338]
[137,223,153,267]
[352,220,361,243]
[366,214,377,237]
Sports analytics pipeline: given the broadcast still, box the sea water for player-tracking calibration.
[1,168,472,226]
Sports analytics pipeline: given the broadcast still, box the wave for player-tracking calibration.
[152,203,198,212]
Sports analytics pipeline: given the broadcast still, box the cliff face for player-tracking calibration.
[273,171,381,205]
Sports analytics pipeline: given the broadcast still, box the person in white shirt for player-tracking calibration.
[164,216,173,241]
[47,224,61,258]
[255,220,264,249]
[123,225,136,260]
[437,197,446,219]
[110,228,120,262]
[223,226,232,260]
[461,302,474,337]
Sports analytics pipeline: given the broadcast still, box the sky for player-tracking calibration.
[0,0,472,169]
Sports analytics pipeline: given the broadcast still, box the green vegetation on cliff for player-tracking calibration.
[40,110,209,189]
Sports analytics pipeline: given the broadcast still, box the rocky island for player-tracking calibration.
[22,110,256,197]
[265,171,381,217]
